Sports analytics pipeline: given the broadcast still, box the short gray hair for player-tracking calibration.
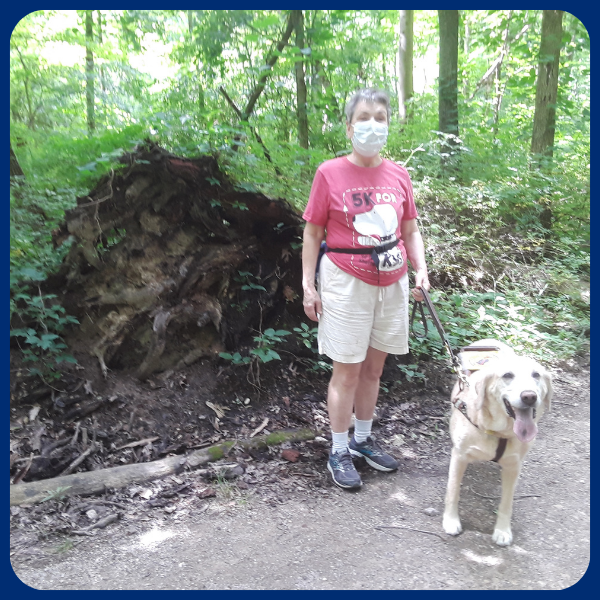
[345,88,391,124]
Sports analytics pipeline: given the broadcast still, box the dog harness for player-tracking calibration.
[409,291,511,463]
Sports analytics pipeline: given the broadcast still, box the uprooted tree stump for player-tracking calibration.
[38,142,305,380]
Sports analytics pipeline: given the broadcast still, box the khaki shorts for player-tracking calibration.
[318,254,410,363]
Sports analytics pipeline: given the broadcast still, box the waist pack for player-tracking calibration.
[315,239,399,282]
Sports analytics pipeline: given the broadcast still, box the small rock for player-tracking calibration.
[423,507,439,517]
[282,449,301,463]
[221,464,245,479]
[139,489,153,500]
[314,436,327,444]
[164,506,176,514]
[197,487,216,499]
[86,509,98,521]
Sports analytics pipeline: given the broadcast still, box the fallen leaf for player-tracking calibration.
[206,401,228,419]
[282,449,301,462]
[283,285,297,301]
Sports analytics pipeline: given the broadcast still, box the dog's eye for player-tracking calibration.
[532,371,541,379]
[502,372,515,380]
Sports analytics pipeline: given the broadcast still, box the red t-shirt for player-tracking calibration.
[303,157,418,286]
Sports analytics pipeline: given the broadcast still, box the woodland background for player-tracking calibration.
[10,9,590,386]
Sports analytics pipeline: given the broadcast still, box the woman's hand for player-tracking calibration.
[302,222,325,322]
[303,285,322,322]
[411,270,430,302]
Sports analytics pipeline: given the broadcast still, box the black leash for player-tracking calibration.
[410,287,469,389]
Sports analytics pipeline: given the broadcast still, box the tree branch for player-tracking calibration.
[219,86,281,174]
[242,12,295,121]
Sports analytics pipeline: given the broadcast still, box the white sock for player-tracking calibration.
[353,418,373,444]
[331,430,349,455]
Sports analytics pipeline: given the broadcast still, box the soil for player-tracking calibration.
[10,355,590,590]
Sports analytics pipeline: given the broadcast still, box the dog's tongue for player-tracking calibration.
[513,408,537,442]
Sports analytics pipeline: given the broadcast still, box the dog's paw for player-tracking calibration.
[492,528,513,546]
[442,514,463,536]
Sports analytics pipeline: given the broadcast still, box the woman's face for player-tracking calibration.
[346,100,388,139]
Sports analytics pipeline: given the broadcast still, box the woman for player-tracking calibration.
[301,88,430,490]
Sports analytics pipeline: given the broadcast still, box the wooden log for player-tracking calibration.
[10,428,316,506]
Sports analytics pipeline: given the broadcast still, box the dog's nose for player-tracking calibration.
[520,390,538,406]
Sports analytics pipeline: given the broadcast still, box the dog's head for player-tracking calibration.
[474,356,553,443]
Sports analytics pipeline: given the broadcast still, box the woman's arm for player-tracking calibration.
[400,218,430,301]
[302,222,325,321]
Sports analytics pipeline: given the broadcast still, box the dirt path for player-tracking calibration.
[11,368,589,590]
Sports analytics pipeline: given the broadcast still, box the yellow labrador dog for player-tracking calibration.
[442,339,553,546]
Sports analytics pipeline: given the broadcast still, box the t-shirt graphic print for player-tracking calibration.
[303,157,418,286]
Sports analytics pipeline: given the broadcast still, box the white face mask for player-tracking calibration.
[351,118,388,157]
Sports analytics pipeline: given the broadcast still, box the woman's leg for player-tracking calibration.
[348,346,398,471]
[354,346,388,420]
[327,360,362,433]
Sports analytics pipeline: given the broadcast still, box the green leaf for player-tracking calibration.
[77,161,97,172]
[15,267,46,281]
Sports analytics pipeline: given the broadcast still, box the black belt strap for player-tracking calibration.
[315,240,399,283]
[325,239,399,255]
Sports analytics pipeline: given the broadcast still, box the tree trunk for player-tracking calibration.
[187,9,194,35]
[492,12,513,142]
[85,10,95,133]
[397,10,414,123]
[530,10,563,162]
[10,142,24,180]
[97,11,105,94]
[292,10,309,149]
[438,10,460,171]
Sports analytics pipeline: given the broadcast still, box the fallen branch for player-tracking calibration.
[250,417,269,438]
[59,443,97,477]
[10,428,316,505]
[469,487,542,501]
[72,513,119,535]
[115,437,159,451]
[375,525,446,542]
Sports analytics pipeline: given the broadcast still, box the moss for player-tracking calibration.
[265,432,288,445]
[208,441,235,461]
[207,446,225,461]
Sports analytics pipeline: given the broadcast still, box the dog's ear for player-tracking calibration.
[541,370,553,412]
[474,371,497,411]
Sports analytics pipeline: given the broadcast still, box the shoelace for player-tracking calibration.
[335,451,355,472]
[361,437,384,455]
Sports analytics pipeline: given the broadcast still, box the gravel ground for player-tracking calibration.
[11,368,589,590]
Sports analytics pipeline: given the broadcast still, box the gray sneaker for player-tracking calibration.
[327,450,362,489]
[349,435,398,472]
